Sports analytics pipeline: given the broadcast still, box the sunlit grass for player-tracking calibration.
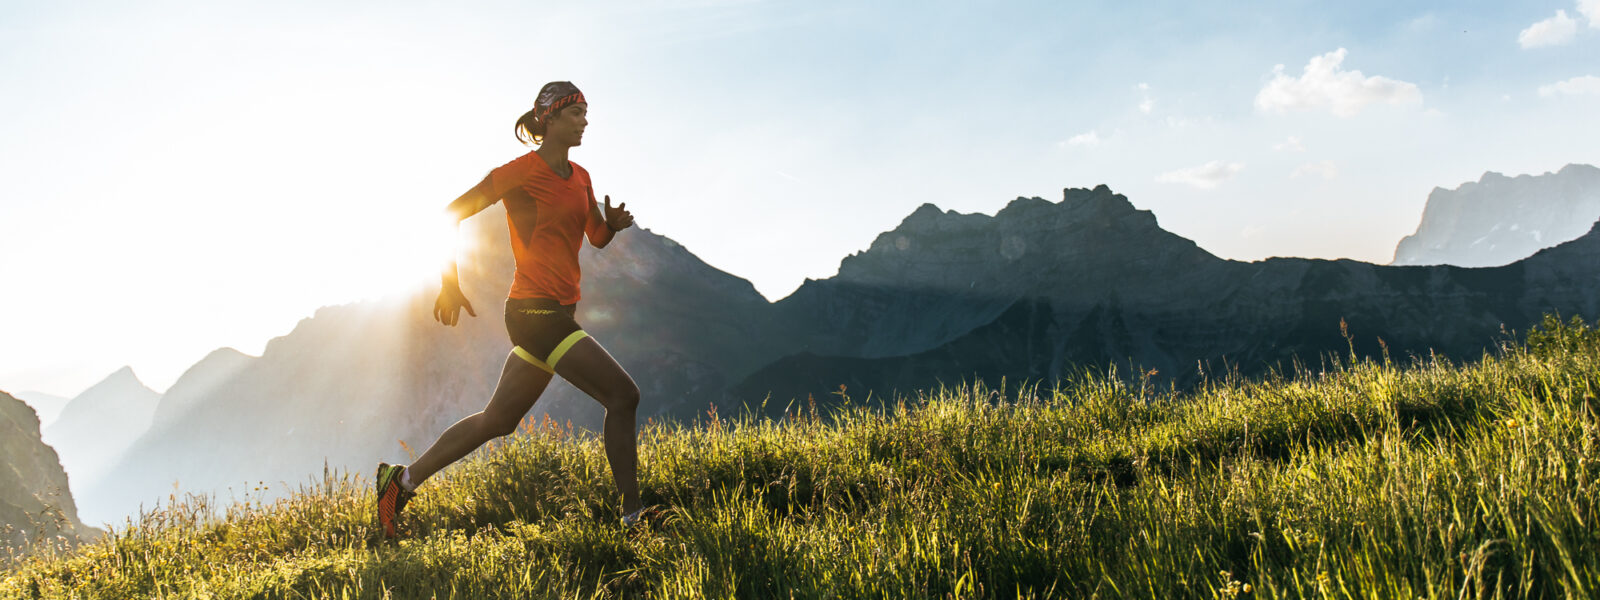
[4,314,1598,599]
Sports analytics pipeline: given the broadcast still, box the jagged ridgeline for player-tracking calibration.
[740,184,1600,404]
[1394,164,1600,267]
[0,390,96,555]
[82,183,1600,528]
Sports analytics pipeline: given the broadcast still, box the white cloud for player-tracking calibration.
[1290,160,1338,180]
[1539,75,1600,97]
[1136,82,1154,114]
[1582,0,1600,27]
[1064,131,1100,147]
[1156,160,1244,189]
[1519,10,1578,48]
[1255,48,1422,117]
[1272,136,1305,152]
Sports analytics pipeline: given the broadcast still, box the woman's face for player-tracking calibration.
[545,103,588,147]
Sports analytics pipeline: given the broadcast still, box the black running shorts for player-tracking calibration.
[504,297,589,374]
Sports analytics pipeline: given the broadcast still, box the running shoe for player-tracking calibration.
[375,462,416,539]
[621,505,664,531]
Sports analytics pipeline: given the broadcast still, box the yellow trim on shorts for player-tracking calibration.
[546,330,589,370]
[512,346,555,374]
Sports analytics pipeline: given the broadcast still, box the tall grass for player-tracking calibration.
[4,315,1598,599]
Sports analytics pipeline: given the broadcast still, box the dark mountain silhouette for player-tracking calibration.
[0,390,96,552]
[84,182,1600,524]
[1393,164,1600,267]
[738,185,1600,404]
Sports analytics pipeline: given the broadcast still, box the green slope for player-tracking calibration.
[4,315,1599,599]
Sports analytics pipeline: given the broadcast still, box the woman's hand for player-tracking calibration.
[604,195,634,231]
[433,282,476,326]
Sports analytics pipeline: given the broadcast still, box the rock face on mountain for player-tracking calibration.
[767,187,1229,360]
[0,390,94,551]
[41,367,160,512]
[1393,164,1600,267]
[82,181,1600,525]
[736,184,1600,406]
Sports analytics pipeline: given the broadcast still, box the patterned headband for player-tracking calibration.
[536,82,586,121]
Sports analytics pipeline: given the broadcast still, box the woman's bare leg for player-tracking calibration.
[552,337,642,514]
[407,351,554,486]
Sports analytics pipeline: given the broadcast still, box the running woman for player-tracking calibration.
[376,81,645,537]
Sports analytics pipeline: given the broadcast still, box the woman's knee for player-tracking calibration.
[607,383,640,413]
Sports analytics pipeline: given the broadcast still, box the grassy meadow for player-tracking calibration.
[3,315,1599,599]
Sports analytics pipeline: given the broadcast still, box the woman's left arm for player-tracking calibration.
[586,189,633,248]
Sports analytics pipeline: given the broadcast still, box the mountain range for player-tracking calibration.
[48,170,1600,526]
[1393,164,1600,267]
[40,367,160,506]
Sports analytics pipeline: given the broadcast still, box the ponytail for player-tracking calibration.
[514,108,545,145]
[516,82,584,145]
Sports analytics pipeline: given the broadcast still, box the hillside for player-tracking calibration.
[4,316,1598,598]
[0,391,93,556]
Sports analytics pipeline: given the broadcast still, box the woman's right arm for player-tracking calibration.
[433,177,498,327]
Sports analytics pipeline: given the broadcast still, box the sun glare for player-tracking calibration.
[358,213,473,299]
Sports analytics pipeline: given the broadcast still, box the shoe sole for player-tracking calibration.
[376,463,403,538]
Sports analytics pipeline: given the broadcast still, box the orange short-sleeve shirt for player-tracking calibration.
[486,151,610,303]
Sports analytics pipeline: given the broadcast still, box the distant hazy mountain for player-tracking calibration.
[42,367,160,516]
[0,390,95,551]
[146,348,254,431]
[65,349,253,526]
[83,180,1600,525]
[14,391,69,429]
[1393,164,1600,267]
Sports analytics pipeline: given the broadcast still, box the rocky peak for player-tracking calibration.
[63,367,157,407]
[42,366,163,499]
[904,202,945,223]
[98,366,143,390]
[582,227,768,305]
[836,184,1208,288]
[1394,163,1600,267]
[1061,184,1134,212]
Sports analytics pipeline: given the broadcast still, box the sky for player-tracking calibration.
[1,0,1596,397]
